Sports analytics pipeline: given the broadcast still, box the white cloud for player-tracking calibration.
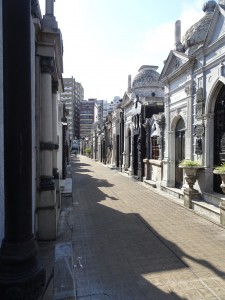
[129,0,205,80]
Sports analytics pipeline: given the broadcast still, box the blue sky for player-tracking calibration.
[39,0,208,101]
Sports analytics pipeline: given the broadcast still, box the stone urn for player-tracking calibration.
[179,165,203,192]
[178,161,203,208]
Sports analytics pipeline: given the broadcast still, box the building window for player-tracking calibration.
[151,136,159,160]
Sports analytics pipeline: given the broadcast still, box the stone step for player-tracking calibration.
[160,185,184,200]
[203,191,224,207]
[143,179,157,188]
[192,199,220,224]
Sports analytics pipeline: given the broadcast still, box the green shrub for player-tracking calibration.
[214,163,225,173]
[179,159,201,167]
[84,147,92,155]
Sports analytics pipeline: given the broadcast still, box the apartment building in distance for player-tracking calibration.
[80,98,98,138]
[97,100,108,125]
[59,77,84,142]
[74,80,84,139]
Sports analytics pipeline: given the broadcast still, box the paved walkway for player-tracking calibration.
[71,155,225,300]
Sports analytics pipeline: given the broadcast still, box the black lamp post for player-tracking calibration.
[0,1,45,298]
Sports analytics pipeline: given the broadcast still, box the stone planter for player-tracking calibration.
[179,166,203,208]
[179,166,203,191]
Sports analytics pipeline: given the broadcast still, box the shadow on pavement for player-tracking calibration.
[71,158,190,300]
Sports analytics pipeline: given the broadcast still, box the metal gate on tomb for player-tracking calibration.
[214,85,225,193]
[175,118,185,188]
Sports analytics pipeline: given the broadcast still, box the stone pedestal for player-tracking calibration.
[183,187,201,209]
[184,188,193,209]
[143,159,150,180]
[122,152,127,171]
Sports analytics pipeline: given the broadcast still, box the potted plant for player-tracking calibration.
[213,163,225,194]
[178,159,203,207]
[178,159,203,190]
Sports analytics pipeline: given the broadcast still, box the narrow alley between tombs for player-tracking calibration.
[70,155,225,300]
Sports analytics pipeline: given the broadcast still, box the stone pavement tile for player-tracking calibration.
[72,156,225,299]
[197,288,218,299]
[210,285,225,295]
[184,289,205,300]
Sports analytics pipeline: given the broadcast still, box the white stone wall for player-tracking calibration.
[0,0,4,244]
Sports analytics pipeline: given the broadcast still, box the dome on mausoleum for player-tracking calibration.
[131,65,164,99]
[132,65,162,89]
[182,1,216,54]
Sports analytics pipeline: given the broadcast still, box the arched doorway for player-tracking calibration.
[214,85,225,193]
[175,118,185,188]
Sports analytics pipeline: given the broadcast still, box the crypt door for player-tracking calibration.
[214,85,225,193]
[175,118,185,188]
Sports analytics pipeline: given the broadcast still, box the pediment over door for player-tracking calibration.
[160,50,189,80]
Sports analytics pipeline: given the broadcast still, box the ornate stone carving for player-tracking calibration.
[195,87,205,116]
[219,133,225,162]
[195,138,203,155]
[194,124,204,155]
[185,85,190,95]
[196,87,204,103]
[194,124,205,137]
[196,102,204,116]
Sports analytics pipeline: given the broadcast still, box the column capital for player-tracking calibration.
[40,57,54,74]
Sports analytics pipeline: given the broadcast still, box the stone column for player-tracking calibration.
[38,56,57,240]
[52,80,61,212]
[204,113,214,167]
[0,0,45,298]
[111,134,115,165]
[162,96,170,186]
[129,127,134,175]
